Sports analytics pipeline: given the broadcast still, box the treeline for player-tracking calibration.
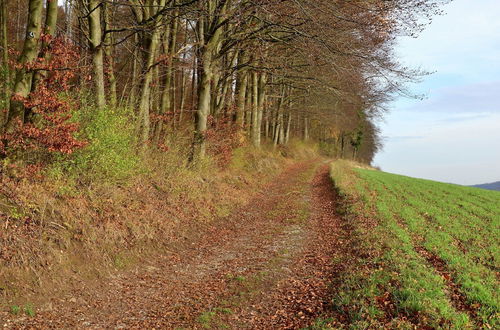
[0,0,445,167]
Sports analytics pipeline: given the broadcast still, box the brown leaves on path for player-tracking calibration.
[1,162,350,329]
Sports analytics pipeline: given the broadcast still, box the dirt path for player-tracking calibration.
[1,161,350,329]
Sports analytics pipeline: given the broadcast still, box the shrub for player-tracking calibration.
[49,106,141,184]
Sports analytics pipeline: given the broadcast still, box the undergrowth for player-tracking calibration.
[47,106,142,184]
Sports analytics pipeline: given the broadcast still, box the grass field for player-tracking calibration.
[329,161,499,329]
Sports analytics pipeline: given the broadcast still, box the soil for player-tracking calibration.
[1,161,350,329]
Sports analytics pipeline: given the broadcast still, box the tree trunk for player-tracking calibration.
[303,116,309,141]
[215,49,237,116]
[31,0,58,92]
[285,113,291,144]
[0,0,10,127]
[235,70,247,128]
[210,63,220,116]
[273,85,285,146]
[136,0,165,148]
[191,0,228,160]
[190,50,196,118]
[178,52,187,124]
[340,133,345,158]
[193,52,212,159]
[88,0,106,109]
[5,0,43,133]
[250,71,259,147]
[278,111,285,145]
[264,110,269,138]
[65,0,73,38]
[255,72,266,147]
[129,32,140,108]
[104,0,117,108]
[26,0,58,123]
[154,12,176,143]
[177,19,189,124]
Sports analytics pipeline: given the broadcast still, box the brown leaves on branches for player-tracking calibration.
[1,36,86,157]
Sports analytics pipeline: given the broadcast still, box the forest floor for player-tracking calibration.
[0,161,352,329]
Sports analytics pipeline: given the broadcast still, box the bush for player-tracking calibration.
[49,106,141,183]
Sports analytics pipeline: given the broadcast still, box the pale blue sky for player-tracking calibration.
[373,0,500,185]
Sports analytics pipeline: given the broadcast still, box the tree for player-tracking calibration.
[191,0,231,159]
[31,0,59,95]
[86,0,106,109]
[132,0,167,148]
[5,0,43,133]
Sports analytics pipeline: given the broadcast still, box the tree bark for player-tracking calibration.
[303,116,309,141]
[285,113,291,144]
[235,68,247,128]
[25,0,58,123]
[65,0,73,38]
[194,51,213,158]
[214,49,237,117]
[191,0,229,160]
[31,0,58,92]
[250,71,259,147]
[255,71,266,147]
[273,85,285,146]
[0,0,10,126]
[88,0,106,109]
[5,0,43,133]
[136,0,165,148]
[104,0,117,108]
[155,10,177,143]
[178,51,187,124]
[129,32,140,108]
[177,18,189,124]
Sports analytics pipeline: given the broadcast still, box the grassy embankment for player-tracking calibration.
[0,106,319,313]
[327,161,499,329]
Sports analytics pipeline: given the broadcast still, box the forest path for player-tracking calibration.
[2,161,350,329]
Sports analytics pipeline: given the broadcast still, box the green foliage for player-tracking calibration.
[24,303,35,317]
[7,303,35,317]
[305,318,336,329]
[10,305,21,315]
[197,310,217,328]
[48,106,141,183]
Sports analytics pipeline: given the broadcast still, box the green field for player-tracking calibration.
[329,161,499,329]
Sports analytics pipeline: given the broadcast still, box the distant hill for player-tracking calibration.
[471,181,500,191]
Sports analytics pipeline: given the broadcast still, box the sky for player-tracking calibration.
[372,0,500,185]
